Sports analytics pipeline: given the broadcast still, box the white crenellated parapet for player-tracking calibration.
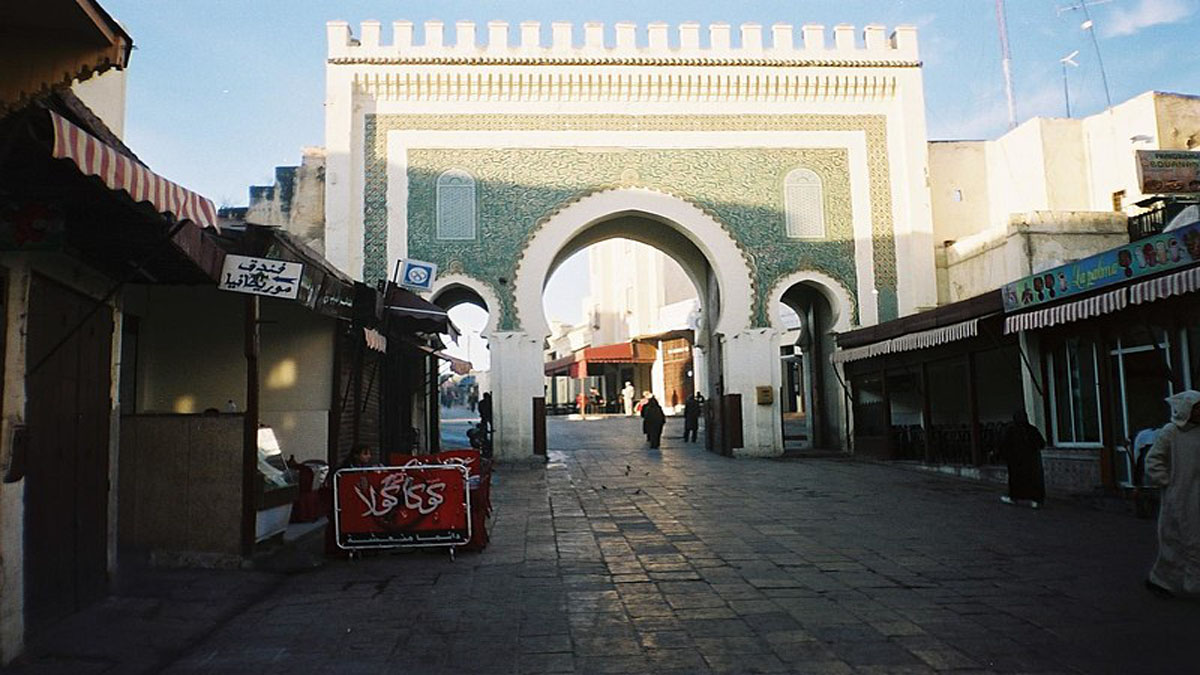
[326,20,921,63]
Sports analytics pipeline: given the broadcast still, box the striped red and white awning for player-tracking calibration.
[1003,287,1126,335]
[49,110,217,230]
[1129,266,1200,305]
[831,317,982,364]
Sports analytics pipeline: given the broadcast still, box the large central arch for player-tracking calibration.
[512,188,754,340]
[486,187,792,460]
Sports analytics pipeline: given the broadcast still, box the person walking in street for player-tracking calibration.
[682,392,701,442]
[1144,390,1200,598]
[622,381,636,416]
[1000,410,1046,508]
[640,392,666,449]
[478,392,493,433]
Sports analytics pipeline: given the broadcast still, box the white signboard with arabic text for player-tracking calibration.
[219,254,303,300]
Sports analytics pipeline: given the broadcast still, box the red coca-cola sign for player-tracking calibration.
[333,464,470,549]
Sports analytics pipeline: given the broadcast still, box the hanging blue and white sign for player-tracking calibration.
[397,258,438,292]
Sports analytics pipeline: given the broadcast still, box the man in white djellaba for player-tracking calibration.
[1145,389,1200,598]
[622,381,636,416]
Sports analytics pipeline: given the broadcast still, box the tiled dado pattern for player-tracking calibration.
[362,114,899,329]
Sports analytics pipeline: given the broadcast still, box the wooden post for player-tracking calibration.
[809,305,824,449]
[428,354,440,454]
[1097,333,1117,488]
[967,352,982,466]
[880,365,892,459]
[533,397,546,456]
[921,361,933,464]
[241,295,260,557]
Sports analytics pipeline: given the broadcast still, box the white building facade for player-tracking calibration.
[323,19,938,458]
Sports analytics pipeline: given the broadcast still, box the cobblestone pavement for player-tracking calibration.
[12,416,1200,673]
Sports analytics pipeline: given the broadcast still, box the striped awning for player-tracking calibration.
[832,318,981,364]
[49,110,217,230]
[1003,287,1126,335]
[1129,266,1200,305]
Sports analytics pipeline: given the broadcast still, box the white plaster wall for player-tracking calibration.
[1155,92,1200,151]
[258,300,336,463]
[1040,119,1090,211]
[134,286,244,413]
[724,329,782,456]
[929,142,991,245]
[586,239,696,345]
[935,91,1200,253]
[942,211,1129,301]
[131,287,335,462]
[71,69,127,139]
[985,121,1051,227]
[888,52,939,315]
[1083,92,1161,213]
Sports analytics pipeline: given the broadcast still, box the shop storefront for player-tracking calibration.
[836,292,1025,468]
[1002,222,1200,490]
[544,341,658,414]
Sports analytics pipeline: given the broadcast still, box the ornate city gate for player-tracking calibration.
[323,20,938,458]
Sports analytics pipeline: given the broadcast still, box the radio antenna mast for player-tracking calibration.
[995,0,1018,129]
[1059,1,1114,109]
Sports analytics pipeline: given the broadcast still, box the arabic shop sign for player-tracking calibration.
[219,255,303,300]
[1137,150,1200,195]
[1002,220,1200,312]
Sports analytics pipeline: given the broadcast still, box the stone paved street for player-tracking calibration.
[12,415,1200,674]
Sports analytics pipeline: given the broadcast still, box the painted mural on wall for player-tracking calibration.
[1002,221,1200,312]
[363,114,900,330]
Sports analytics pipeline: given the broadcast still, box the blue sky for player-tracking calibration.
[100,0,1200,327]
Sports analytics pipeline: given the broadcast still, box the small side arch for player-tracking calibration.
[430,273,501,338]
[767,270,856,333]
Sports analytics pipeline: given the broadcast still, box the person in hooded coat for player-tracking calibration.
[1000,410,1046,507]
[640,393,666,449]
[1144,389,1200,598]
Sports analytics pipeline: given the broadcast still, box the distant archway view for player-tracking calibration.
[542,237,701,446]
[432,283,493,452]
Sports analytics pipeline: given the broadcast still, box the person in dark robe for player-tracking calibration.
[1001,410,1046,508]
[640,393,666,449]
[478,392,493,433]
[682,393,701,442]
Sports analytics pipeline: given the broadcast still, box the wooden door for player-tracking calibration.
[25,274,112,634]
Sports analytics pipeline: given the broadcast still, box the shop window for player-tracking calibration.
[784,168,826,239]
[851,373,887,438]
[1109,330,1175,442]
[927,356,972,464]
[886,369,924,461]
[1049,338,1102,446]
[436,169,477,240]
[974,346,1025,464]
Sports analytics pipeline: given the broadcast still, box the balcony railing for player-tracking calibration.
[1128,203,1189,242]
